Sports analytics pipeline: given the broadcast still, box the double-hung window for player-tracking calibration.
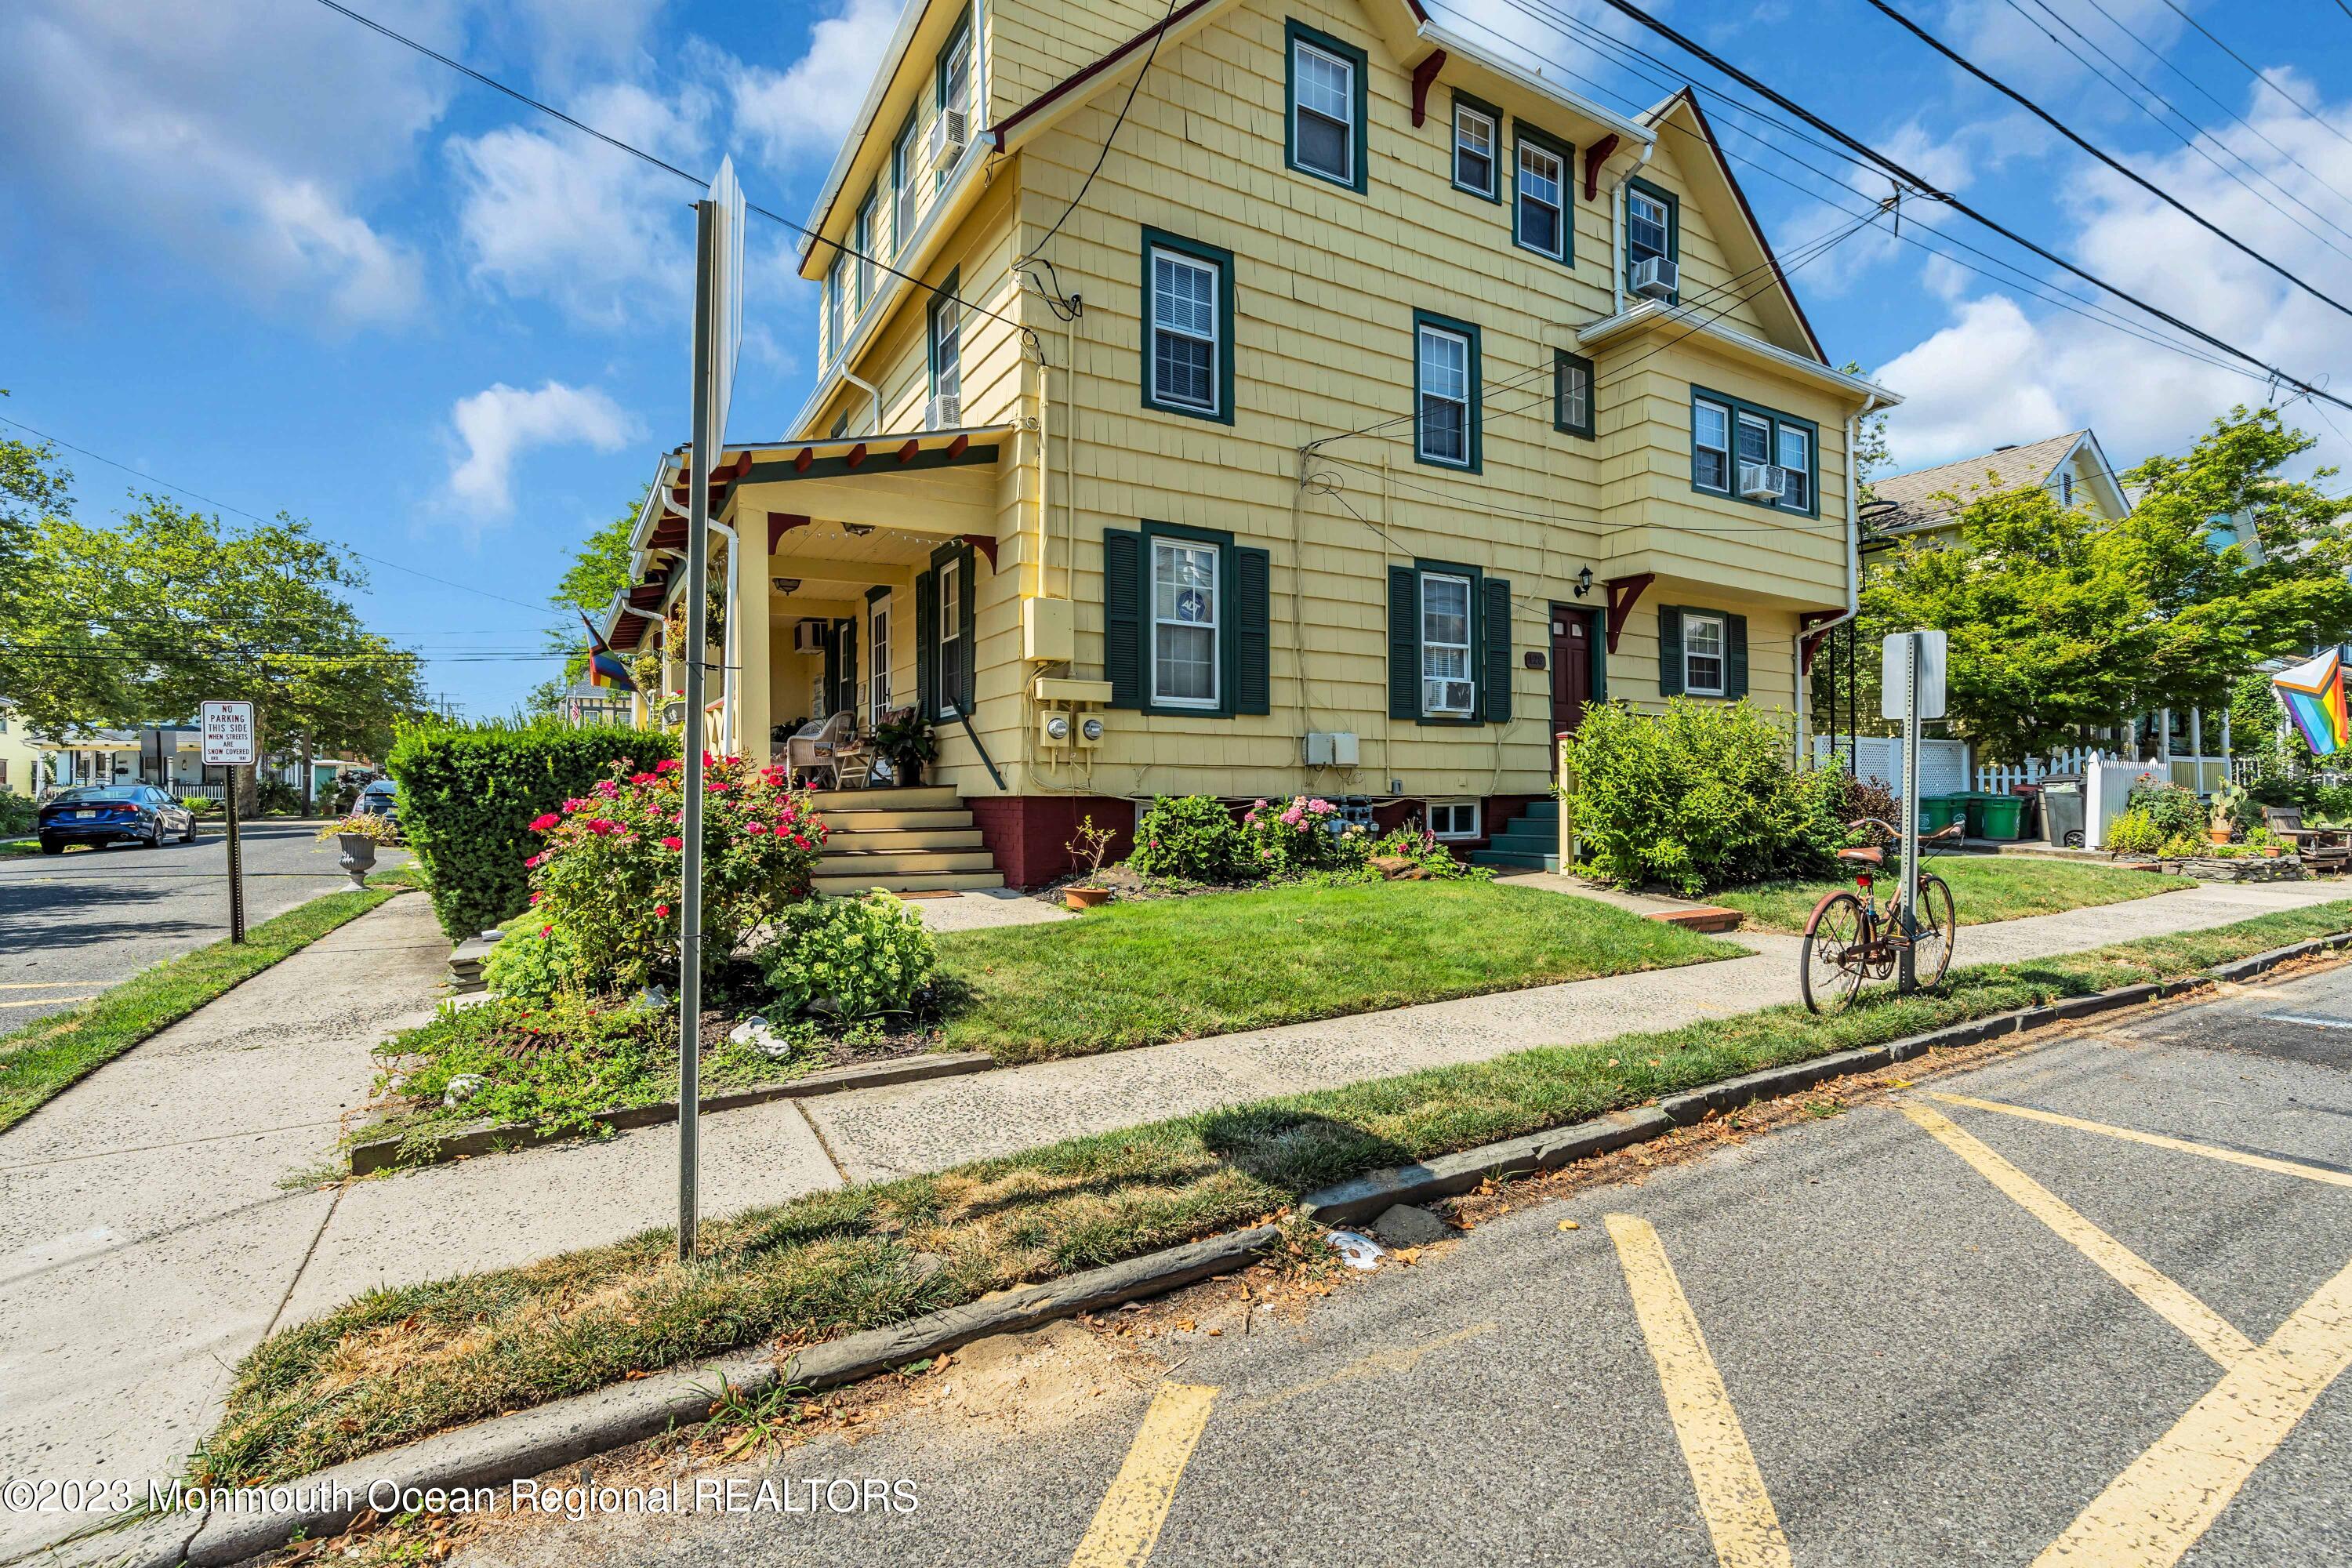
[1453,99,1498,198]
[1682,612,1727,696]
[1627,179,1675,294]
[854,191,875,317]
[1691,388,1818,514]
[937,556,963,717]
[892,118,918,248]
[1692,397,1731,492]
[1151,538,1220,709]
[1287,24,1363,188]
[1515,135,1567,261]
[1142,230,1232,421]
[937,21,971,187]
[825,256,848,367]
[1414,314,1478,470]
[1554,350,1594,440]
[928,275,961,425]
[1420,572,1475,718]
[1775,424,1811,511]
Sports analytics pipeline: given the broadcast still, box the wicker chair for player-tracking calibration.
[779,711,855,788]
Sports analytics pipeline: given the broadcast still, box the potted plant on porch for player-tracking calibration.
[2209,779,2249,846]
[1062,815,1118,911]
[872,706,938,787]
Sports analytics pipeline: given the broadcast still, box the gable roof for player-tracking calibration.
[1639,89,1827,365]
[1871,430,2125,535]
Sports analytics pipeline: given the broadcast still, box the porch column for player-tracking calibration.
[2190,706,2203,791]
[734,522,771,762]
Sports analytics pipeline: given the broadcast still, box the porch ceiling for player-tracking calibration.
[717,423,1011,542]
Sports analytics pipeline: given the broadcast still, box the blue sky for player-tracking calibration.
[5,0,2350,717]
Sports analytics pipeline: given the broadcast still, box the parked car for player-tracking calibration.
[38,785,197,852]
[355,779,398,831]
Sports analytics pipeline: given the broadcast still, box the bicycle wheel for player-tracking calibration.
[1908,873,1957,989]
[1800,890,1871,1014]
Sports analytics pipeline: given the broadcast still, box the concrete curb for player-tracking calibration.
[349,1053,997,1174]
[156,928,2352,1568]
[178,1225,1279,1567]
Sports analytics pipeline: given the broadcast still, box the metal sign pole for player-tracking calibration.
[677,198,716,1265]
[225,767,245,944]
[1898,633,1922,993]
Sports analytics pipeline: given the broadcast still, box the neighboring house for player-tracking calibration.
[0,702,47,799]
[601,0,1897,886]
[1865,429,2131,545]
[1849,428,2256,793]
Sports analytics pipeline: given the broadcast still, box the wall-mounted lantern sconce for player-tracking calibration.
[1573,565,1595,598]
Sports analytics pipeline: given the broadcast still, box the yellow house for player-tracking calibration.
[0,702,45,800]
[601,0,1898,888]
[1865,428,2129,545]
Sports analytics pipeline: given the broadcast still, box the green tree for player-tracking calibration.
[1857,408,2352,764]
[1838,361,1891,503]
[528,489,643,712]
[13,496,426,806]
[0,408,74,714]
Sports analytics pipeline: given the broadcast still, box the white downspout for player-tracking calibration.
[840,370,884,435]
[1795,395,1878,765]
[707,518,740,756]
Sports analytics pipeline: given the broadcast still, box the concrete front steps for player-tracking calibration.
[1472,798,1563,873]
[807,783,1006,895]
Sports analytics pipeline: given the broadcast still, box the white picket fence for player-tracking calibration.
[1975,746,2096,793]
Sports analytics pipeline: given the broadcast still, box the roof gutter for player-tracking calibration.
[1411,19,1656,148]
[793,0,934,266]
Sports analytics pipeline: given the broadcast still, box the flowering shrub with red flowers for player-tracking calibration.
[1237,795,1369,878]
[526,754,826,993]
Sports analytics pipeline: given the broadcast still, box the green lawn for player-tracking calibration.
[935,880,1740,1064]
[1711,855,2192,935]
[0,885,407,1133]
[195,898,2352,1486]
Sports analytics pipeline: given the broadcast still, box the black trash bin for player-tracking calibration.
[2040,775,2085,848]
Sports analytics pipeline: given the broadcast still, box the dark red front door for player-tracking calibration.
[1552,605,1594,736]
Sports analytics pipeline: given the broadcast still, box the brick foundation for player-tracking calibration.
[966,794,1138,889]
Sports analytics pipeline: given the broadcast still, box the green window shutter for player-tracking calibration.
[822,627,841,715]
[1480,576,1512,723]
[915,570,937,720]
[1658,604,1684,697]
[1388,564,1419,720]
[1104,528,1142,708]
[1725,612,1749,700]
[840,619,858,717]
[956,545,978,713]
[1233,545,1271,715]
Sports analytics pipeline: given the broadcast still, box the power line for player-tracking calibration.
[1864,0,2352,321]
[1018,0,1178,273]
[2156,0,2352,153]
[1592,0,2352,412]
[0,412,575,626]
[305,0,1040,361]
[1999,0,2352,263]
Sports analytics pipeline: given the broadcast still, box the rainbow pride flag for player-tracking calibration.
[2273,646,2350,757]
[579,612,637,693]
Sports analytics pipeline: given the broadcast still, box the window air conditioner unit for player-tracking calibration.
[927,107,968,171]
[792,619,827,655]
[1630,256,1679,299]
[1739,463,1788,502]
[926,391,961,430]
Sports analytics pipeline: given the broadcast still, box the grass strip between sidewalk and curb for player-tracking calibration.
[197,898,2352,1489]
[1711,855,2194,934]
[0,881,418,1133]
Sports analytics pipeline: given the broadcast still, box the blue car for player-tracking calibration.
[38,785,197,853]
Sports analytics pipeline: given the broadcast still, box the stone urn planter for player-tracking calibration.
[337,833,378,888]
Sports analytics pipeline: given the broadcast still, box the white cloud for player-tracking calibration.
[0,0,453,325]
[446,381,640,517]
[448,80,711,326]
[728,0,902,169]
[1875,73,2352,478]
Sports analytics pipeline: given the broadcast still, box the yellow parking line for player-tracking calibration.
[0,995,91,1007]
[1925,1091,2352,1189]
[2035,1251,2352,1568]
[1606,1214,1792,1568]
[1067,1382,1218,1568]
[1897,1102,2255,1368]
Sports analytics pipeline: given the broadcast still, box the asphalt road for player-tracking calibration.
[0,822,409,1025]
[458,964,2352,1568]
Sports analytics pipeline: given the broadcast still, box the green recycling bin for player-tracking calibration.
[1918,796,1967,833]
[1977,795,2025,841]
[1950,792,1991,837]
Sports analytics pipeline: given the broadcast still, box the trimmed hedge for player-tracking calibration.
[387,720,653,940]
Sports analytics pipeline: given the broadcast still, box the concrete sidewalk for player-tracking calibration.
[0,876,2337,1563]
